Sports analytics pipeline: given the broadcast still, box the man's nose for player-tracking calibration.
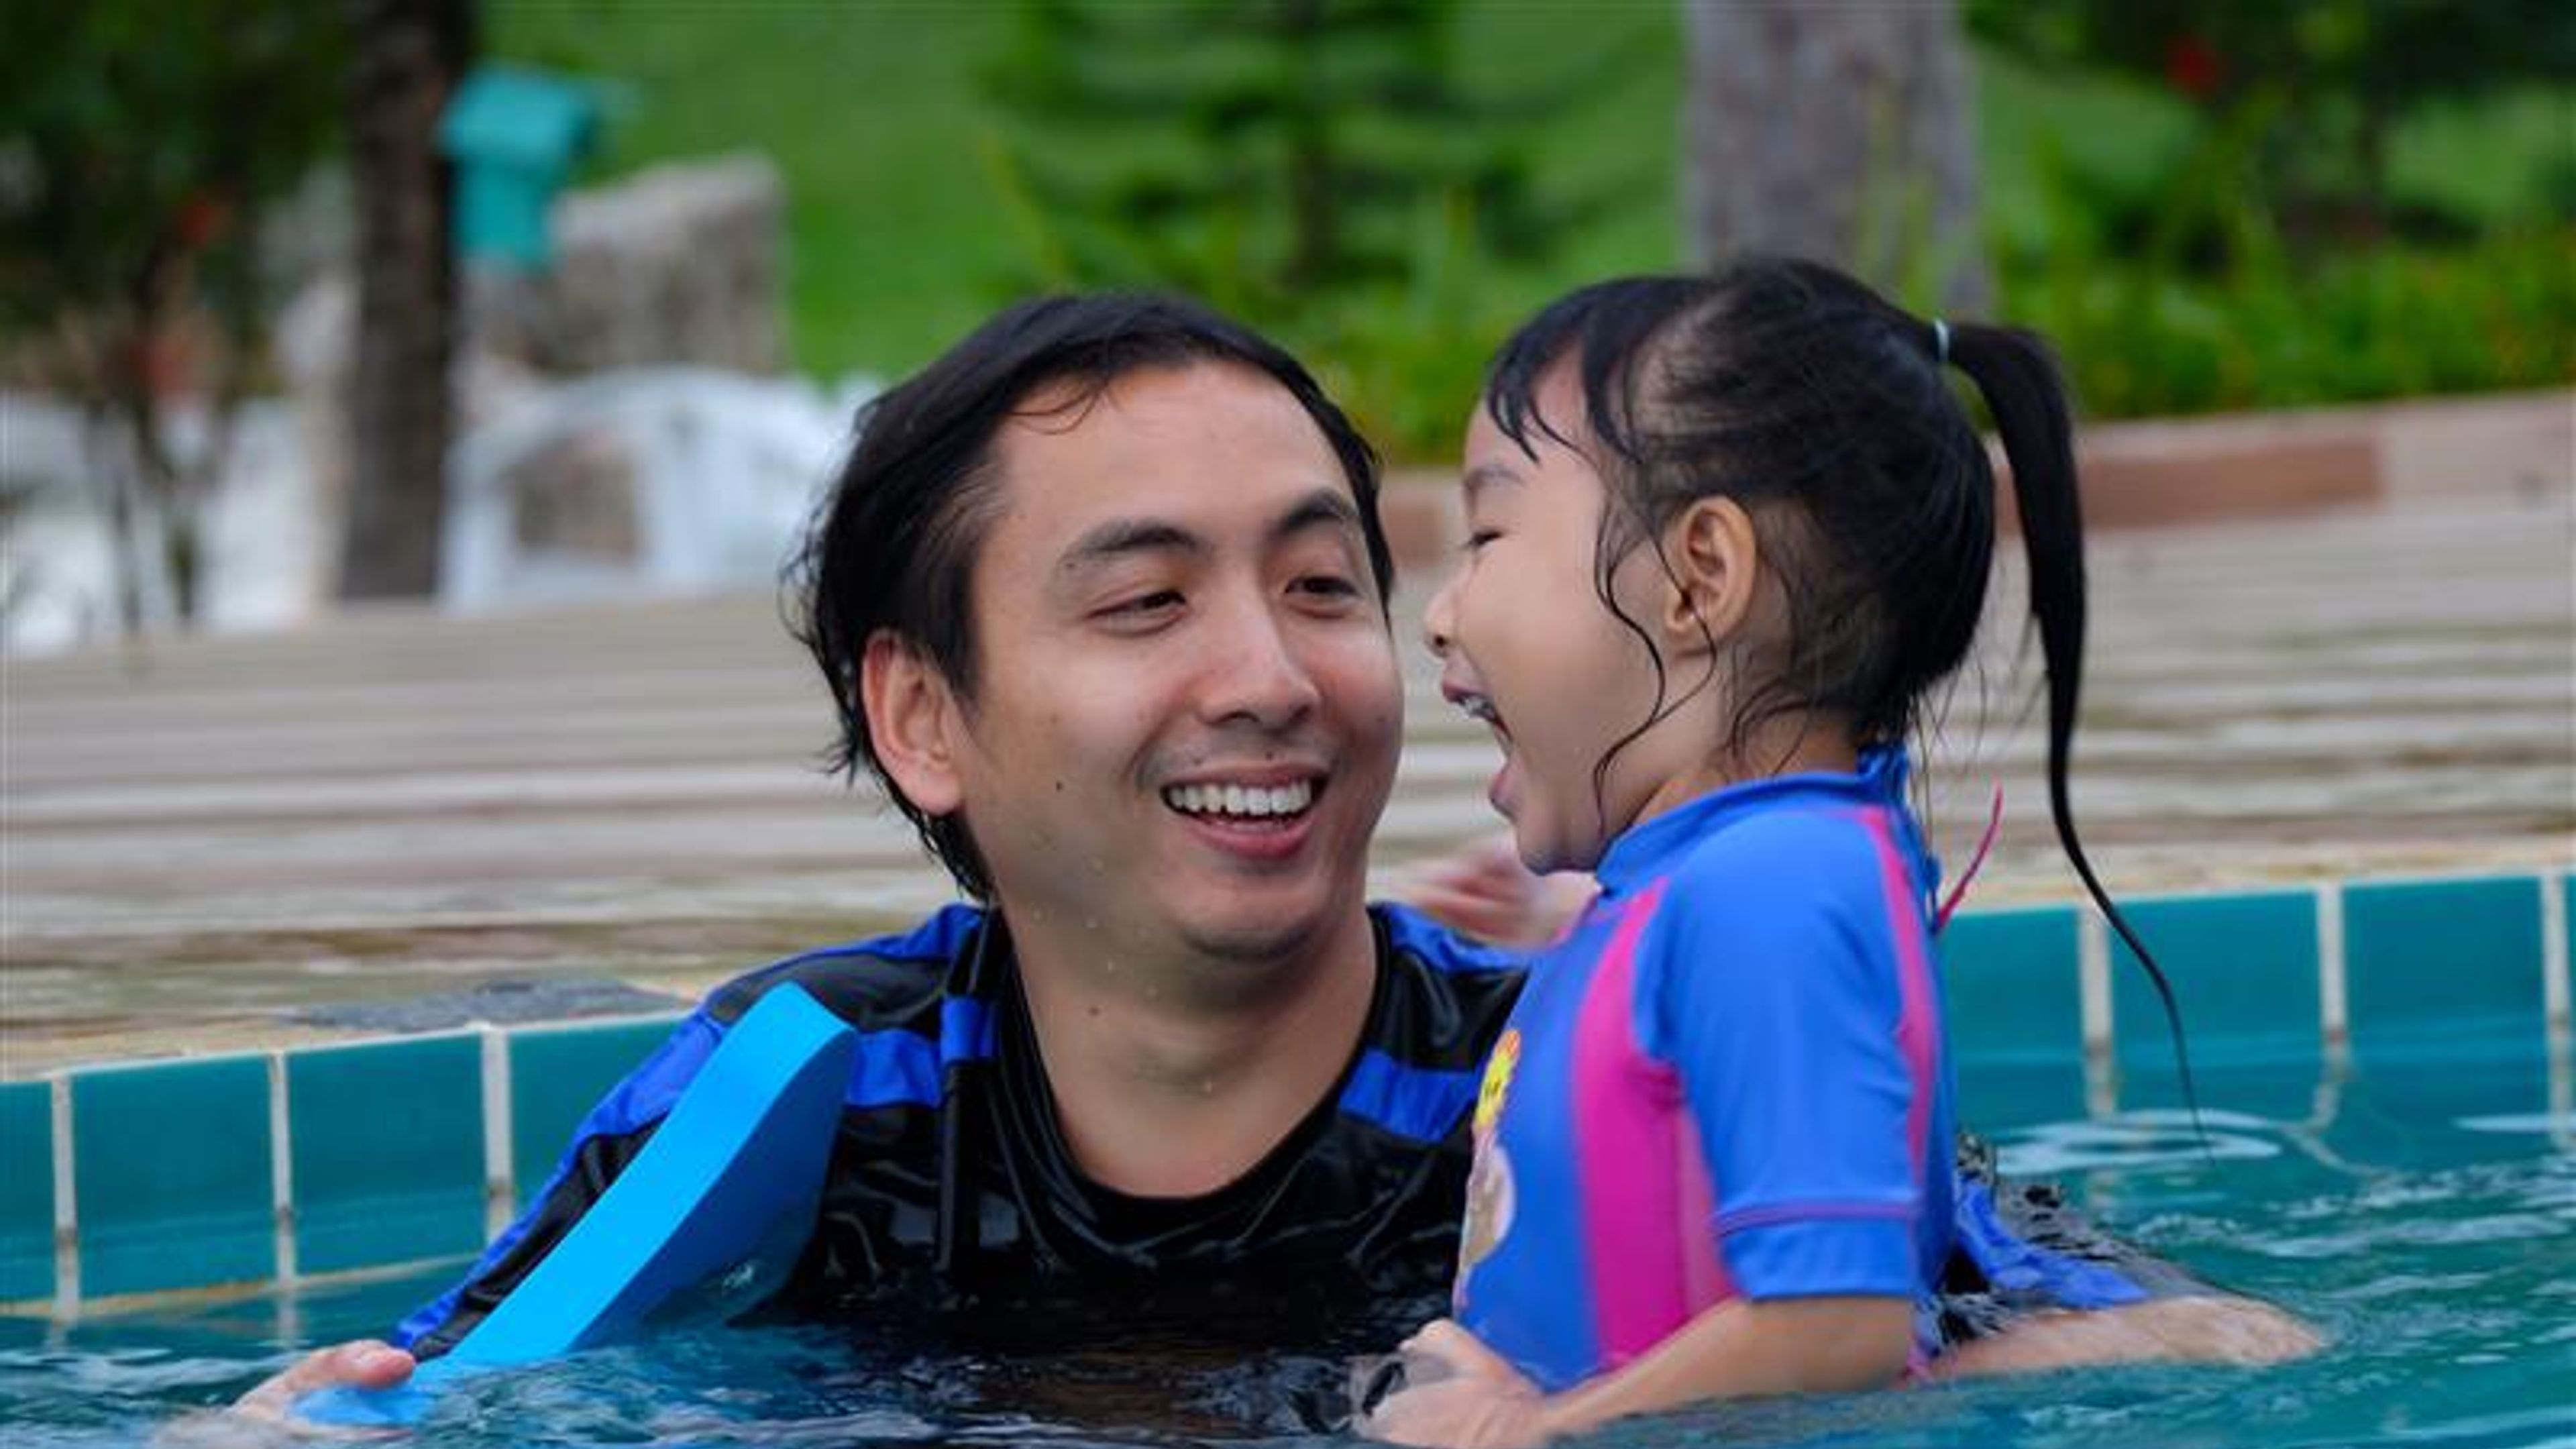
[1203,598,1323,729]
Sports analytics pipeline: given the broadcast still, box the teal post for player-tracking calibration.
[437,64,602,270]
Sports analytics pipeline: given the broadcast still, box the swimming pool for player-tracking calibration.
[3,874,2569,1446]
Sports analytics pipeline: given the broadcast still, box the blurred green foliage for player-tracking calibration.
[0,0,344,621]
[979,0,1635,458]
[1971,0,2576,252]
[3,3,2561,462]
[0,1,343,362]
[484,0,2555,453]
[1971,2,2575,419]
[985,0,1556,301]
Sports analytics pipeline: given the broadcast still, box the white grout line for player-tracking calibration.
[2540,874,2570,1036]
[2317,881,2351,1067]
[481,1025,515,1242]
[268,1051,297,1287]
[48,1075,76,1320]
[2539,876,2571,1152]
[2079,910,2116,1118]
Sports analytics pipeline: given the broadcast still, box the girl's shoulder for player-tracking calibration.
[1659,798,1896,909]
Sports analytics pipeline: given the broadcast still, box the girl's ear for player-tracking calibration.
[861,631,968,816]
[1660,496,1762,651]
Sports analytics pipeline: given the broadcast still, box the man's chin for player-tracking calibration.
[1175,882,1362,970]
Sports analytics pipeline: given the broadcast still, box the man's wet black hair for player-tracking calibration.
[789,292,1393,901]
[1481,256,2196,1116]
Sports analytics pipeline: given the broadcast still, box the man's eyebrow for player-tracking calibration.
[1060,517,1206,572]
[1269,486,1364,547]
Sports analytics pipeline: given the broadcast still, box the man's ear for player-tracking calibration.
[861,631,968,816]
[1660,496,1762,651]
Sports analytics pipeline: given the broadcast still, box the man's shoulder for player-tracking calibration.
[704,902,986,1036]
[1373,902,1526,979]
[1366,904,1525,1072]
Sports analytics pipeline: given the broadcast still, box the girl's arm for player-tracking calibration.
[1364,1296,1912,1449]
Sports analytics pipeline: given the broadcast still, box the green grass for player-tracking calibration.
[496,1,1024,380]
[490,1,2571,445]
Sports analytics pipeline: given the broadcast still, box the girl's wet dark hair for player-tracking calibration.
[1484,256,2194,1112]
[789,292,1393,900]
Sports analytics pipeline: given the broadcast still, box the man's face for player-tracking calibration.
[944,362,1403,974]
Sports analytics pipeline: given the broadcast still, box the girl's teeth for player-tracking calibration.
[1165,781,1316,818]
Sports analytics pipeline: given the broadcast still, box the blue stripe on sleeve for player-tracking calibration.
[846,1028,942,1109]
[1337,1048,1479,1142]
[1377,904,1530,975]
[939,997,994,1067]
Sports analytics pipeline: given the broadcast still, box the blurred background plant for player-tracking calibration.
[492,0,2569,459]
[5,0,2569,643]
[0,0,343,627]
[1969,0,2576,418]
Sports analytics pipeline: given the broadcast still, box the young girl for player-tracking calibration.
[1363,259,2187,1446]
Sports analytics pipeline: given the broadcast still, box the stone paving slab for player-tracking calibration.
[5,482,2570,1077]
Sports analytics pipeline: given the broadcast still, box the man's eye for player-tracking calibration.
[1293,573,1362,600]
[1102,590,1183,620]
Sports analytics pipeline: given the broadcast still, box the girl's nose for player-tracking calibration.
[1421,572,1460,658]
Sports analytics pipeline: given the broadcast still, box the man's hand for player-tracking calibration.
[1356,1320,1551,1449]
[1402,835,1593,949]
[154,1340,415,1446]
[234,1339,415,1421]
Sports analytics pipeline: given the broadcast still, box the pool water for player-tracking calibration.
[3,1044,2569,1448]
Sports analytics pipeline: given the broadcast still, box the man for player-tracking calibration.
[248,294,2309,1424]
[250,294,1525,1415]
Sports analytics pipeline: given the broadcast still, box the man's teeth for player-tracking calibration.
[1164,780,1316,818]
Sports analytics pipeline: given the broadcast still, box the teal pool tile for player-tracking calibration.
[72,1057,274,1298]
[0,1082,54,1302]
[2110,891,2320,1068]
[509,1018,680,1209]
[2345,876,2547,1065]
[1940,904,2084,1067]
[1954,1059,2088,1133]
[288,1037,486,1276]
[2108,892,2321,1119]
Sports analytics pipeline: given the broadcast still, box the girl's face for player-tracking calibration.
[1422,373,1697,874]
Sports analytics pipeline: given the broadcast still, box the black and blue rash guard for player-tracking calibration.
[392,901,2174,1366]
[392,904,1527,1359]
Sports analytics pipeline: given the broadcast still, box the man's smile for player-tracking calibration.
[1161,776,1321,821]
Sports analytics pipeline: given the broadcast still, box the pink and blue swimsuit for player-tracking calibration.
[1452,748,1955,1389]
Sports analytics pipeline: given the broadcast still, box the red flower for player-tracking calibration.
[173,191,231,250]
[2164,34,2222,99]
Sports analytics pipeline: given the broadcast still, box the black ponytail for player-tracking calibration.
[1947,323,2204,1135]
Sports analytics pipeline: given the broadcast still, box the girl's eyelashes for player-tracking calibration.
[1464,528,1501,553]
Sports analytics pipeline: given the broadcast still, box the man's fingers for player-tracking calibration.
[236,1340,414,1419]
[1400,1319,1524,1384]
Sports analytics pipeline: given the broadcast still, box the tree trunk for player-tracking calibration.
[1680,0,1988,313]
[339,0,472,600]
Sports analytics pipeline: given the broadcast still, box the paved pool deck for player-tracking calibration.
[5,396,2571,1077]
